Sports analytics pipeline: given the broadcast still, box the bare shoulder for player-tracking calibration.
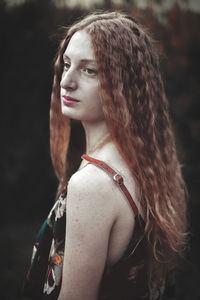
[69,163,113,188]
[68,163,116,195]
[67,163,118,218]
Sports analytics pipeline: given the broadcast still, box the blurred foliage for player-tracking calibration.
[1,0,200,299]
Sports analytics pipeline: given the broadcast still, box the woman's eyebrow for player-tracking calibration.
[80,59,96,64]
[62,54,96,64]
[63,54,70,60]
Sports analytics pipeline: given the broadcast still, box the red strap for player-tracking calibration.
[81,154,138,216]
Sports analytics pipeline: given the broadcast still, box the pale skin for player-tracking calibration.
[58,30,142,300]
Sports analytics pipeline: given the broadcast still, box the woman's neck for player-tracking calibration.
[82,119,111,155]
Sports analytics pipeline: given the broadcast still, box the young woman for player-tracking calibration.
[23,11,188,300]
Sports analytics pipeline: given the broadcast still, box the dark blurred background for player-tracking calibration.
[1,0,200,299]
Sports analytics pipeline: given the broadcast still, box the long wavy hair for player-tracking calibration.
[50,11,188,285]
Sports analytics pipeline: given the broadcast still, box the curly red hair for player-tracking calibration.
[50,11,188,286]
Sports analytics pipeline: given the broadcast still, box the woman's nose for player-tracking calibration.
[60,69,77,90]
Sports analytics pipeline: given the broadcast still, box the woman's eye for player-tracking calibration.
[83,67,97,76]
[64,62,70,70]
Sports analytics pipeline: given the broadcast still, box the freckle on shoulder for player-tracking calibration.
[66,163,119,217]
[68,163,112,194]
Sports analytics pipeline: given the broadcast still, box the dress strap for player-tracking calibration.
[81,154,138,216]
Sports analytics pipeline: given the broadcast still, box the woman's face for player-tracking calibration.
[60,30,104,123]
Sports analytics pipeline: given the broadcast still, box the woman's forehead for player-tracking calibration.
[64,30,95,62]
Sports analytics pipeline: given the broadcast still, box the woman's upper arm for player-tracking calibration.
[58,166,116,300]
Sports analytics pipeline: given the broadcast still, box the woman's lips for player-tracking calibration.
[62,95,80,107]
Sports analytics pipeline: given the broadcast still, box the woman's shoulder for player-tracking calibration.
[65,162,119,244]
[69,162,114,191]
[67,162,118,212]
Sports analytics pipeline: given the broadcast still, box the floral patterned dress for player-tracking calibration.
[23,186,68,299]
